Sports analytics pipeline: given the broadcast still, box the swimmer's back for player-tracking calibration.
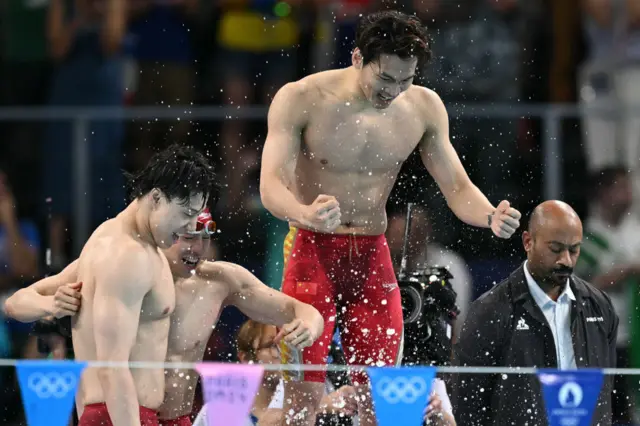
[72,217,175,412]
[269,68,436,235]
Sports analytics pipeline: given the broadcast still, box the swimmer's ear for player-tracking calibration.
[352,48,363,69]
[150,189,162,206]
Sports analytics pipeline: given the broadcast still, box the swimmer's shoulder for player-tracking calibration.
[401,86,449,133]
[274,79,315,108]
[84,234,153,280]
[404,85,446,116]
[275,69,347,108]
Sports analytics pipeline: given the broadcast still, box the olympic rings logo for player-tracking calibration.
[376,376,428,404]
[27,372,77,399]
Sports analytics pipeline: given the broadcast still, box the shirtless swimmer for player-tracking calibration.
[259,10,522,426]
[4,144,218,426]
[4,209,325,426]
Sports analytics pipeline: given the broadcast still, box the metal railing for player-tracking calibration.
[0,103,624,254]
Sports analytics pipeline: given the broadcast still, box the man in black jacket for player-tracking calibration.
[452,200,618,425]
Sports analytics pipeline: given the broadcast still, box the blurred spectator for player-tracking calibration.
[385,206,472,336]
[0,169,40,422]
[128,0,199,167]
[213,0,301,211]
[0,0,52,213]
[43,0,127,266]
[574,166,639,424]
[579,0,640,175]
[0,169,40,349]
[549,0,582,103]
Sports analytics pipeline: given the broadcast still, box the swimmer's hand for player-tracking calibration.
[489,200,521,239]
[296,194,341,232]
[319,385,358,416]
[51,282,82,318]
[274,319,315,350]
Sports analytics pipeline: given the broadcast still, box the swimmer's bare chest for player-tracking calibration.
[159,276,225,418]
[167,276,225,359]
[73,223,174,408]
[74,224,175,351]
[296,101,425,231]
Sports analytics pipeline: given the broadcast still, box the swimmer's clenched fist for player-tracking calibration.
[295,194,342,233]
[490,200,522,239]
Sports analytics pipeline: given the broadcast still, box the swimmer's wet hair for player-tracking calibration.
[356,10,432,68]
[125,144,220,209]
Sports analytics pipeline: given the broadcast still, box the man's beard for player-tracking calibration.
[543,266,573,287]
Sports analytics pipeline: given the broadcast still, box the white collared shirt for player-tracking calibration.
[524,261,577,370]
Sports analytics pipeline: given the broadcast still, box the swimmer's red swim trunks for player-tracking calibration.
[159,414,192,426]
[79,403,159,425]
[279,227,404,385]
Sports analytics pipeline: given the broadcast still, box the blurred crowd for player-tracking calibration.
[0,0,639,423]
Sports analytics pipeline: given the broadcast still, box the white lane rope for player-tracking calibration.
[0,358,637,375]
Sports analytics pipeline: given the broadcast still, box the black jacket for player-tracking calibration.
[451,264,618,426]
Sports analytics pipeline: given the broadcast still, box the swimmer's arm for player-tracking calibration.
[259,83,309,224]
[418,90,495,228]
[93,251,151,426]
[3,260,78,322]
[212,262,324,339]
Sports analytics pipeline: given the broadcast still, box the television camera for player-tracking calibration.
[397,204,461,367]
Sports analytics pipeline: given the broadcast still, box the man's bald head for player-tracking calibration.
[528,200,582,236]
[523,200,583,290]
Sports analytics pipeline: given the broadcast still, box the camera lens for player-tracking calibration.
[400,286,422,324]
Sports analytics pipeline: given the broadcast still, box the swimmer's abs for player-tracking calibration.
[296,169,399,235]
[80,367,166,410]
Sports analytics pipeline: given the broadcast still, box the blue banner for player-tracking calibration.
[16,360,87,426]
[537,369,604,426]
[367,366,436,426]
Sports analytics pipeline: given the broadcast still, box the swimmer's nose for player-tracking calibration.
[185,215,199,233]
[191,236,205,255]
[389,85,402,97]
